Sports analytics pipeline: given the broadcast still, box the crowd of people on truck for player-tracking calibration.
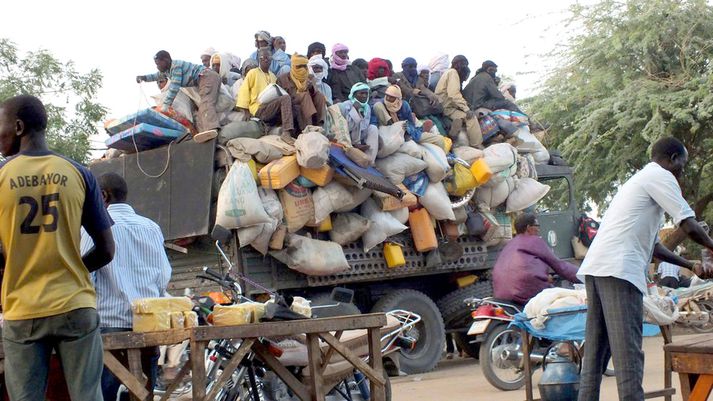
[135,30,529,154]
[1,30,713,401]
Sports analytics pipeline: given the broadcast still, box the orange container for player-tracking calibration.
[470,158,493,185]
[259,155,300,189]
[300,165,334,186]
[409,208,438,252]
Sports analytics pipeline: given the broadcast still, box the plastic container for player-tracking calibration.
[470,158,493,185]
[300,165,334,186]
[317,215,333,232]
[409,208,438,252]
[443,136,453,153]
[259,155,300,189]
[384,242,406,268]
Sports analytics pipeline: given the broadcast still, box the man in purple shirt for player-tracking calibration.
[492,213,580,305]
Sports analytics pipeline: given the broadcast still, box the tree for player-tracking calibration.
[527,0,713,231]
[0,38,106,163]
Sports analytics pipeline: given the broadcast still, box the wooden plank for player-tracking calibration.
[127,349,145,401]
[319,330,343,375]
[367,327,386,401]
[191,340,207,401]
[318,332,385,387]
[203,339,255,401]
[680,373,694,400]
[306,333,326,401]
[158,362,191,401]
[642,388,676,399]
[689,374,713,401]
[103,351,150,401]
[102,329,190,350]
[253,342,311,401]
[521,329,534,401]
[664,335,713,353]
[671,353,713,375]
[191,314,387,341]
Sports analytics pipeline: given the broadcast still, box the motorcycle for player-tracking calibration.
[464,297,613,391]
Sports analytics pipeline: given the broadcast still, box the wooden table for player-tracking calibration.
[665,334,713,401]
[190,313,388,401]
[521,325,675,401]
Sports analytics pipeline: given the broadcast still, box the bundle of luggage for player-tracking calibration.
[208,113,553,277]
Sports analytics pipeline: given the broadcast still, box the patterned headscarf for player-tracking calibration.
[331,43,349,71]
[290,54,310,92]
[308,55,329,81]
[348,82,370,115]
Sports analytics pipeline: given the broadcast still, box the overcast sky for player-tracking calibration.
[1,0,579,151]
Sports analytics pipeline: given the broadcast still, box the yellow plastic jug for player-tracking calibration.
[384,243,406,268]
[409,208,438,252]
[317,215,332,232]
[470,158,493,185]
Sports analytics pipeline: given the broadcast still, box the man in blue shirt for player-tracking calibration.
[136,50,220,141]
[81,173,172,401]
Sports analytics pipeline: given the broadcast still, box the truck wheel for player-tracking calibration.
[372,289,445,374]
[437,281,493,358]
[310,293,361,318]
[437,281,493,329]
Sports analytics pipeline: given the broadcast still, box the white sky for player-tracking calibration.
[1,0,578,151]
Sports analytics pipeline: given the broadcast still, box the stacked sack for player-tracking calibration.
[212,112,553,276]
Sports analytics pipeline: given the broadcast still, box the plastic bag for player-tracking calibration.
[377,122,406,158]
[445,163,477,196]
[643,295,680,325]
[419,182,456,221]
[452,146,484,164]
[403,171,429,197]
[329,213,372,245]
[295,131,330,168]
[420,143,450,183]
[257,83,288,105]
[361,198,408,252]
[240,188,283,254]
[398,140,424,159]
[515,126,550,164]
[216,161,272,229]
[389,207,409,224]
[375,153,428,185]
[326,104,351,146]
[475,176,515,210]
[271,234,350,276]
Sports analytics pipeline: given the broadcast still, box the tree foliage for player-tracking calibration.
[0,39,106,163]
[527,0,713,221]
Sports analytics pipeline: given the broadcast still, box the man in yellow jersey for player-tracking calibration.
[0,95,115,401]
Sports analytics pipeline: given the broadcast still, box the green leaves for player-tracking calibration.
[0,39,106,163]
[527,0,713,221]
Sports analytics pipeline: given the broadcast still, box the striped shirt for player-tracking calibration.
[144,60,205,110]
[80,203,172,328]
[657,262,681,279]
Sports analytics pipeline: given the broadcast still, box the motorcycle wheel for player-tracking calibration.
[479,323,527,391]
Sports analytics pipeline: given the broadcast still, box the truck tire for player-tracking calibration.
[310,293,361,318]
[371,289,445,374]
[437,281,493,358]
[437,281,493,329]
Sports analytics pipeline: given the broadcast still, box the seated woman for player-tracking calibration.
[276,54,327,133]
[307,55,333,105]
[336,82,379,165]
[370,85,424,141]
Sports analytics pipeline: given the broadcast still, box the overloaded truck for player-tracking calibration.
[89,138,579,374]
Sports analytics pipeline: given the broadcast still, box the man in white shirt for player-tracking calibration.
[577,137,713,401]
[81,173,172,401]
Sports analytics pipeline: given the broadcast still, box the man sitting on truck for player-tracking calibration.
[492,213,581,305]
[463,60,523,113]
[434,55,482,147]
[237,48,295,143]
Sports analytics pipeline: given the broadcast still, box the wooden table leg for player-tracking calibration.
[127,349,145,401]
[689,374,713,401]
[521,329,534,401]
[204,339,255,401]
[680,373,694,401]
[306,333,325,401]
[253,342,311,401]
[191,339,207,401]
[159,361,191,401]
[367,327,385,401]
[661,325,673,401]
[103,351,150,401]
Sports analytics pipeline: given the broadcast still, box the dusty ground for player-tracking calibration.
[391,334,689,401]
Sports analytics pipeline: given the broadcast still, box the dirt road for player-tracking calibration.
[392,334,686,401]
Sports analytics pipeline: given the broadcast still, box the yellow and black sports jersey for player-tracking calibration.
[0,150,112,320]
